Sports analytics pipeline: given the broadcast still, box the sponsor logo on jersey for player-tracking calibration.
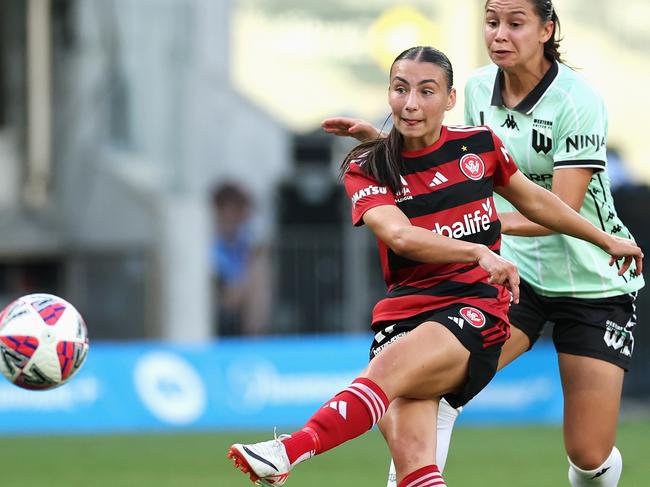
[500,114,519,130]
[532,119,553,154]
[603,319,634,357]
[372,332,407,357]
[395,175,412,203]
[431,199,493,239]
[565,134,606,153]
[351,184,388,208]
[526,172,553,190]
[374,324,396,343]
[429,171,449,187]
[459,154,485,180]
[459,307,486,328]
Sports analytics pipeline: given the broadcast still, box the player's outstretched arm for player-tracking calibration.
[497,167,592,237]
[496,171,644,276]
[321,117,382,142]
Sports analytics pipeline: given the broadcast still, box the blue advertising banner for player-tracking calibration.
[0,335,563,435]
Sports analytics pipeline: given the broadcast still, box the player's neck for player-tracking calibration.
[500,57,552,109]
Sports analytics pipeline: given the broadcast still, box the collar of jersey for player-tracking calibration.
[490,60,559,114]
[401,126,449,158]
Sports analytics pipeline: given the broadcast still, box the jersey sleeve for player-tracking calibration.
[490,130,519,187]
[552,86,608,172]
[343,162,396,226]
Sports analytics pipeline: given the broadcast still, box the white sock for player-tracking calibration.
[568,447,622,487]
[385,398,462,487]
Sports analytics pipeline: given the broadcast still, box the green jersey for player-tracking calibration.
[465,61,644,298]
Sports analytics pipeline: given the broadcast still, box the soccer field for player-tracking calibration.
[2,421,649,486]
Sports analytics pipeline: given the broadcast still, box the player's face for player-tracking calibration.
[484,0,553,71]
[388,60,456,151]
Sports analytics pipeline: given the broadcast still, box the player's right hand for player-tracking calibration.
[603,234,644,276]
[321,117,381,142]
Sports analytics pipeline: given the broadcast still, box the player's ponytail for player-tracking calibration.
[339,126,405,194]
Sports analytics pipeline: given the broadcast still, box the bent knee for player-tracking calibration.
[567,447,613,471]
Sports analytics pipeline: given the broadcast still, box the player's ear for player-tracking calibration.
[541,20,554,44]
[446,88,457,111]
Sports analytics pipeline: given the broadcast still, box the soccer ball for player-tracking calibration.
[0,293,89,390]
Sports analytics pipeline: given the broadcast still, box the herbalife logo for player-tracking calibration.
[429,171,448,187]
[500,114,519,130]
[432,199,493,239]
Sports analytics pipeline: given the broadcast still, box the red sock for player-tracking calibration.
[281,377,388,465]
[398,465,445,487]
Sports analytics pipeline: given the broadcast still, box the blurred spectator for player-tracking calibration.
[211,182,271,336]
[606,146,633,191]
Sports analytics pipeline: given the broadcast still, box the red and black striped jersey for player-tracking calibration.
[344,125,518,328]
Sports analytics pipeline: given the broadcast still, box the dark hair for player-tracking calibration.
[212,182,251,209]
[530,0,563,63]
[339,46,454,194]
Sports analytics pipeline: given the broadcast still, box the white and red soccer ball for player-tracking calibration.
[0,293,89,390]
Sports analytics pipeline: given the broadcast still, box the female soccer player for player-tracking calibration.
[228,45,643,487]
[322,1,645,486]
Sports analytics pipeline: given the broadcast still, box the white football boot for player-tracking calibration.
[228,438,292,486]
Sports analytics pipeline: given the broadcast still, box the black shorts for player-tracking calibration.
[369,304,510,408]
[511,279,638,370]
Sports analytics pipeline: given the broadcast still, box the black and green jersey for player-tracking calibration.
[465,61,644,298]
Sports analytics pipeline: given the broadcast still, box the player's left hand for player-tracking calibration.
[604,235,644,276]
[321,117,380,142]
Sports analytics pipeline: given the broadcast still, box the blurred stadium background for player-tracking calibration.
[0,1,649,485]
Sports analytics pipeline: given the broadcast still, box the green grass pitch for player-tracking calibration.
[1,421,648,486]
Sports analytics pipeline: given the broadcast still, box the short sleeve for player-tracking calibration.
[343,163,396,226]
[552,87,608,172]
[490,130,519,187]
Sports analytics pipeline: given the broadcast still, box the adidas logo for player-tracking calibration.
[325,400,348,419]
[449,316,464,329]
[429,171,449,187]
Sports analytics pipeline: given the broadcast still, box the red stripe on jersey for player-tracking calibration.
[373,292,511,327]
[343,126,518,328]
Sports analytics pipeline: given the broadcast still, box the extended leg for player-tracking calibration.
[229,322,468,485]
